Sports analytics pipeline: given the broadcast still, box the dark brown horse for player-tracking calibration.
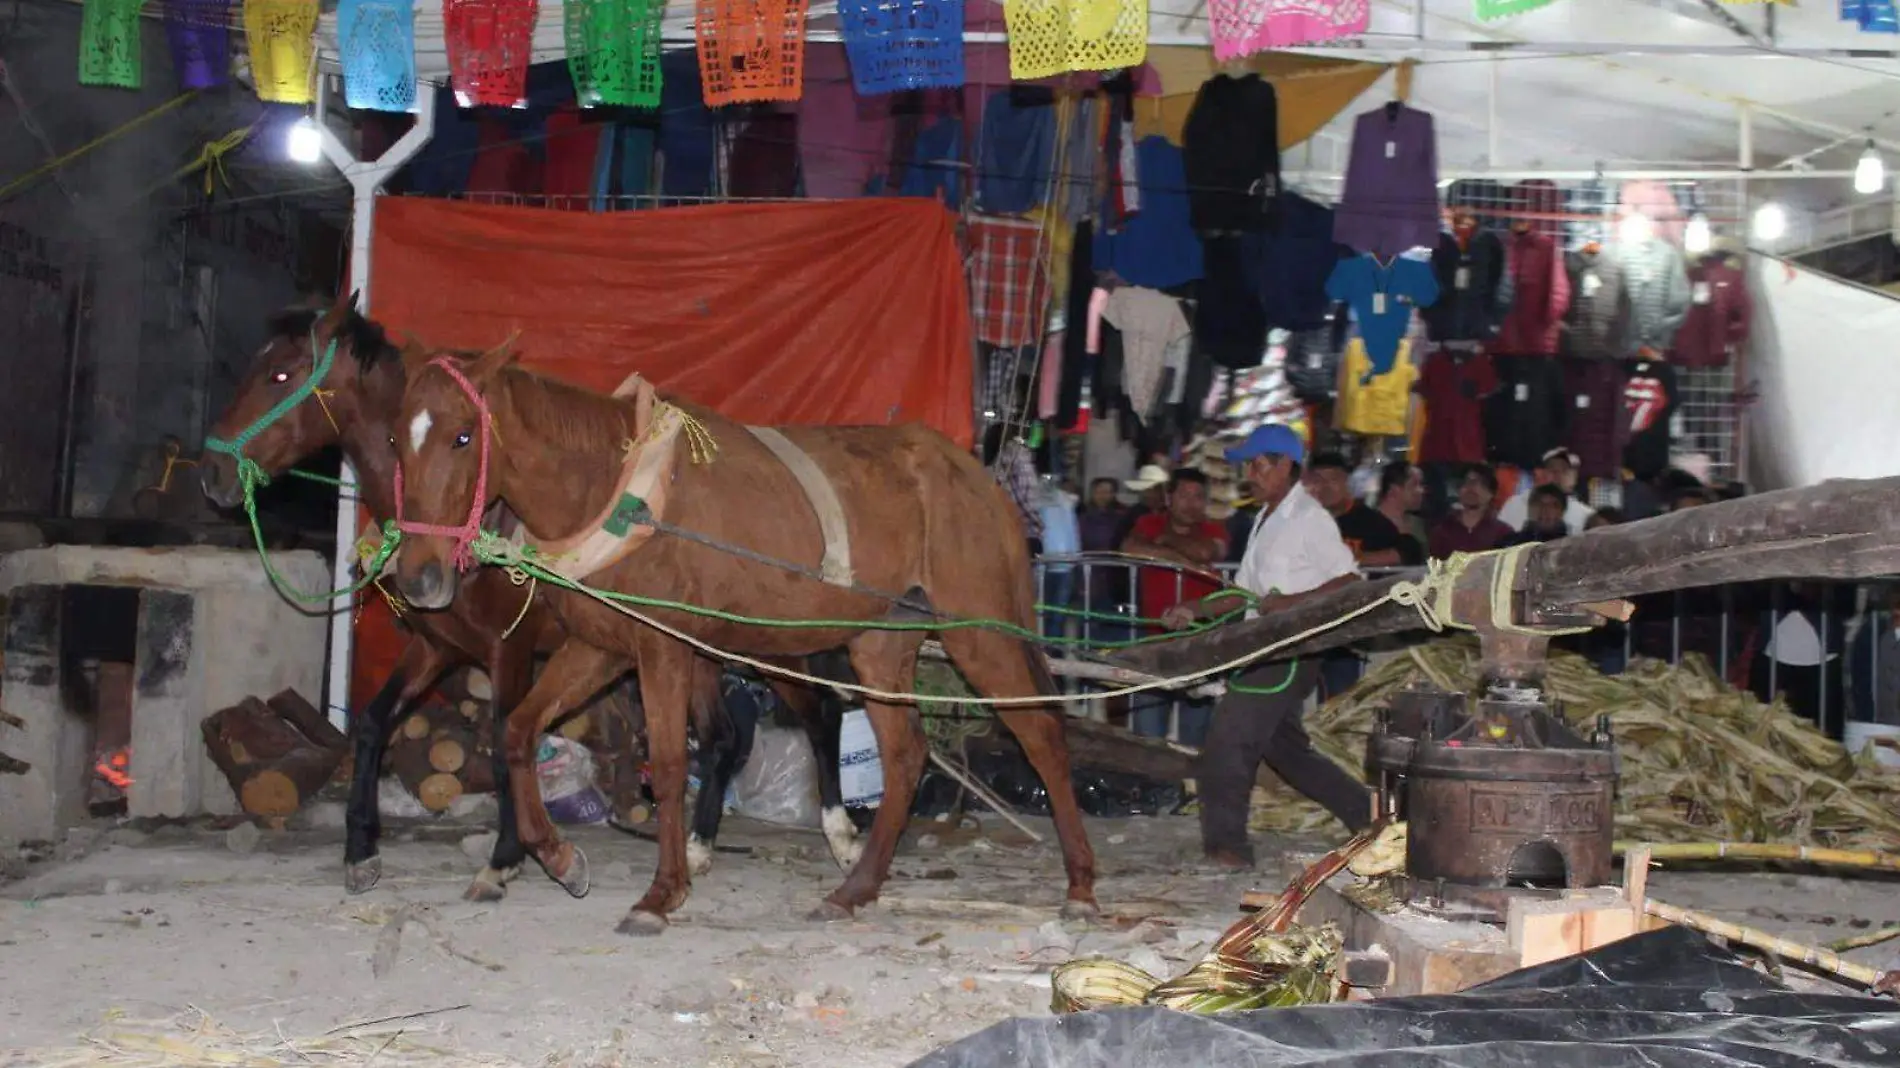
[200,298,865,897]
[387,343,1098,934]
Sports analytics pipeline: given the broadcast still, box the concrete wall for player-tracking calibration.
[0,4,324,520]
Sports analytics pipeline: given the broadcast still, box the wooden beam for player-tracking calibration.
[1109,477,1900,679]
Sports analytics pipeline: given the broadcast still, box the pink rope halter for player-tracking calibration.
[394,355,492,572]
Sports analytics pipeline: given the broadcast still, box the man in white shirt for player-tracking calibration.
[1160,424,1374,867]
[1497,448,1596,534]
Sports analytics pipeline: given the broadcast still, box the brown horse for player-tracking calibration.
[387,343,1098,935]
[200,297,864,898]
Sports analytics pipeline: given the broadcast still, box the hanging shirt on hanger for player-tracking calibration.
[1333,103,1442,258]
[1181,73,1281,234]
[1561,245,1632,360]
[1621,235,1692,357]
[1621,358,1679,481]
[1335,337,1418,437]
[1324,253,1439,380]
[1671,253,1752,368]
[1485,356,1570,471]
[1563,358,1628,480]
[1413,348,1498,464]
[976,86,1057,214]
[1421,229,1513,343]
[1092,136,1204,288]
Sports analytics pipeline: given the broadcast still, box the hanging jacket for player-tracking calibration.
[1616,179,1685,247]
[1620,236,1691,356]
[976,86,1056,214]
[1421,229,1513,343]
[1181,73,1281,234]
[1495,227,1570,355]
[1092,137,1204,288]
[1671,253,1752,368]
[1560,246,1631,360]
[1514,179,1570,243]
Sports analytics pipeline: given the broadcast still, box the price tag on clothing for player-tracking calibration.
[1515,383,1529,402]
[1581,272,1601,297]
[1372,292,1388,315]
[1307,350,1322,370]
[1576,394,1591,409]
[1454,267,1471,290]
[1385,140,1397,159]
[1692,281,1712,305]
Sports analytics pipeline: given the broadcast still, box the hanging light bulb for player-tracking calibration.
[1752,201,1787,243]
[1856,139,1886,195]
[286,115,322,165]
[1684,212,1712,254]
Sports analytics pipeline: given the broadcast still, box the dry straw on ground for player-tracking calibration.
[1251,638,1900,849]
[0,1006,523,1068]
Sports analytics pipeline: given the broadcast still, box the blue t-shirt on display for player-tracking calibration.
[1325,253,1440,381]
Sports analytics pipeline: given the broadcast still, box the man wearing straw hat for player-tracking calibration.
[1158,424,1373,867]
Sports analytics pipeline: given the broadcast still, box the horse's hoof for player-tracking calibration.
[1059,899,1101,923]
[807,899,855,923]
[343,856,382,895]
[686,837,715,877]
[616,909,668,937]
[555,847,591,899]
[463,868,509,902]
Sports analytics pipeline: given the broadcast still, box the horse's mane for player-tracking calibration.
[265,305,394,371]
[494,363,637,455]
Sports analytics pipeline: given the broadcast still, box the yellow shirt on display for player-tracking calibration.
[1335,338,1416,437]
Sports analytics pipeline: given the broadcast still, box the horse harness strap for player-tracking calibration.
[742,425,856,589]
[524,373,687,582]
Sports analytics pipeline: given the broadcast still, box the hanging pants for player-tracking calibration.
[1196,659,1373,858]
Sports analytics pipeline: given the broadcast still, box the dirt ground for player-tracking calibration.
[3,808,1898,1067]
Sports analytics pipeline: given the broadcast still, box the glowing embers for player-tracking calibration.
[1001,0,1147,80]
[565,0,664,109]
[837,0,965,95]
[161,0,231,90]
[339,0,420,112]
[1206,0,1367,62]
[244,0,320,104]
[445,0,541,108]
[695,0,813,106]
[79,0,142,89]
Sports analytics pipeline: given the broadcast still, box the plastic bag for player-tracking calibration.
[536,736,609,825]
[909,927,1900,1068]
[727,723,821,828]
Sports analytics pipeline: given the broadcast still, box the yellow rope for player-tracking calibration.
[0,89,200,203]
[500,568,536,640]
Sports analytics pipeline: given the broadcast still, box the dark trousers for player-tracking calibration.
[1197,659,1372,859]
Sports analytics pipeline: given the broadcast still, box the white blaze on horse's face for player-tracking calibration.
[408,410,433,454]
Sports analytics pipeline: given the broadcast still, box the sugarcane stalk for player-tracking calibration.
[1617,841,1900,873]
[1827,925,1900,953]
[1644,899,1887,989]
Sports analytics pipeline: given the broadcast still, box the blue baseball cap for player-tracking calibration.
[1224,424,1306,466]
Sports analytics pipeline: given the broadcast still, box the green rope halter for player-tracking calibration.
[203,329,339,494]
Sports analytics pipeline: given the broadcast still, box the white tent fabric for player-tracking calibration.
[1745,255,1900,492]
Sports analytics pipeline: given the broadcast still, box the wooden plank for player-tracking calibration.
[1109,477,1900,678]
[1506,891,1641,968]
[1297,883,1520,997]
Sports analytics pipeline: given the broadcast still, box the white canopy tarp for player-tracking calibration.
[1746,254,1900,492]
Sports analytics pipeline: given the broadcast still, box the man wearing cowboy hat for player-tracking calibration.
[1158,425,1373,867]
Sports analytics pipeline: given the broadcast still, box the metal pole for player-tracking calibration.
[1487,56,1501,169]
[53,262,90,519]
[315,70,438,730]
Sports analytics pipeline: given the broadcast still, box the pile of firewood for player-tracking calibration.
[201,668,647,821]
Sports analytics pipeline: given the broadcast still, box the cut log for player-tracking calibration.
[573,686,645,821]
[459,699,483,722]
[464,669,492,701]
[417,772,464,812]
[400,713,432,741]
[202,695,349,817]
[429,737,467,775]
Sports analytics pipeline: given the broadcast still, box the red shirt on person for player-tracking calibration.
[1130,512,1228,626]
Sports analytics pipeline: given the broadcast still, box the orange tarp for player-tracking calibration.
[351,195,974,710]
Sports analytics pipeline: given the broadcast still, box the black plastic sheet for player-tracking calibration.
[909,927,1900,1068]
